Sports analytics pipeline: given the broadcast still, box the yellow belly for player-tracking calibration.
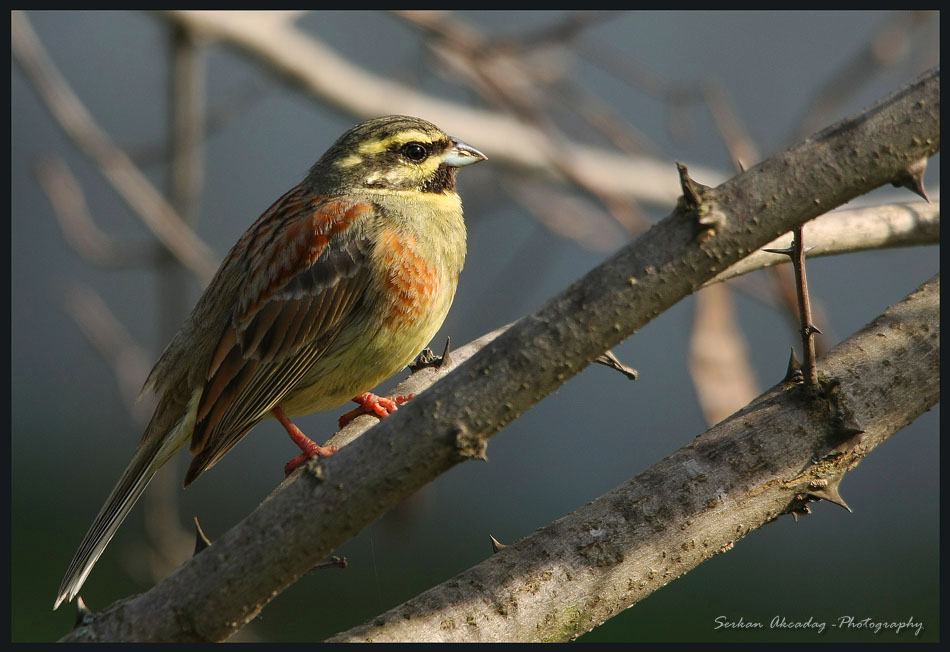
[277,285,455,416]
[278,226,460,417]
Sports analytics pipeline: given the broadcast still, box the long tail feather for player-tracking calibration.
[54,438,166,610]
[54,391,198,610]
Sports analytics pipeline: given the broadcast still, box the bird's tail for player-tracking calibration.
[54,394,196,610]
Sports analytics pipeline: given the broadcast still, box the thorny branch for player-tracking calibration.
[330,275,939,642]
[58,66,939,642]
[792,228,820,386]
[16,8,937,644]
[707,201,939,285]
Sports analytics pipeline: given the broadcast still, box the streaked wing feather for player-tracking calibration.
[212,285,360,437]
[189,325,348,479]
[187,194,375,482]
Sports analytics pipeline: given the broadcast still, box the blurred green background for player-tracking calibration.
[11,10,939,642]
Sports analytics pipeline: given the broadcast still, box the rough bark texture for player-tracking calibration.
[60,69,938,642]
[329,276,939,642]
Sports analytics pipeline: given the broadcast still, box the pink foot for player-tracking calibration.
[273,406,338,477]
[338,392,414,428]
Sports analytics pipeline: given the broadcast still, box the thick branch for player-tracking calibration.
[59,68,939,642]
[330,275,940,642]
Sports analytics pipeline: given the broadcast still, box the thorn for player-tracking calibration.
[805,322,822,336]
[74,596,94,629]
[838,417,866,438]
[594,349,638,380]
[193,516,212,555]
[409,338,454,373]
[309,556,348,572]
[438,336,453,370]
[676,161,706,210]
[807,476,852,513]
[784,346,802,383]
[489,534,507,554]
[891,157,930,203]
[736,158,746,173]
[773,243,815,256]
[763,245,795,258]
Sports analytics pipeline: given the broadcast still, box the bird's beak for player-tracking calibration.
[444,139,487,167]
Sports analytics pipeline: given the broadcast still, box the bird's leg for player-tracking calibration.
[338,392,414,428]
[274,406,338,477]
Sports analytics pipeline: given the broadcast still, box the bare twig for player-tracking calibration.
[794,11,939,139]
[159,22,209,342]
[791,228,819,386]
[689,283,759,426]
[701,76,833,360]
[11,10,218,283]
[707,200,939,286]
[702,78,761,170]
[36,158,159,269]
[765,229,821,386]
[308,557,348,573]
[766,263,832,358]
[136,21,212,605]
[402,10,650,235]
[62,285,154,420]
[161,10,725,206]
[701,74,836,362]
[169,26,206,231]
[481,11,616,54]
[704,198,939,361]
[692,79,760,424]
[593,350,638,381]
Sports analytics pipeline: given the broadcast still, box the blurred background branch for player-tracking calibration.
[161,9,724,207]
[11,11,219,283]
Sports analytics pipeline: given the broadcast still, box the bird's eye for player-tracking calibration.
[400,142,428,162]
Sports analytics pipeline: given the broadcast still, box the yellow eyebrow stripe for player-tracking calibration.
[358,129,436,155]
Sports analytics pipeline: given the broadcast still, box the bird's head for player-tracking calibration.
[308,115,486,195]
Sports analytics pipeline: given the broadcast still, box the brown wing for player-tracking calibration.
[184,190,377,485]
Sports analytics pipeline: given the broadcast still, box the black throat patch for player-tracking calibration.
[422,164,458,194]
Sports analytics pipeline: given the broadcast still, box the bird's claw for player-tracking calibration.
[338,392,414,428]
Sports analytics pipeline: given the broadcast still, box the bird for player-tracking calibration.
[54,115,486,610]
